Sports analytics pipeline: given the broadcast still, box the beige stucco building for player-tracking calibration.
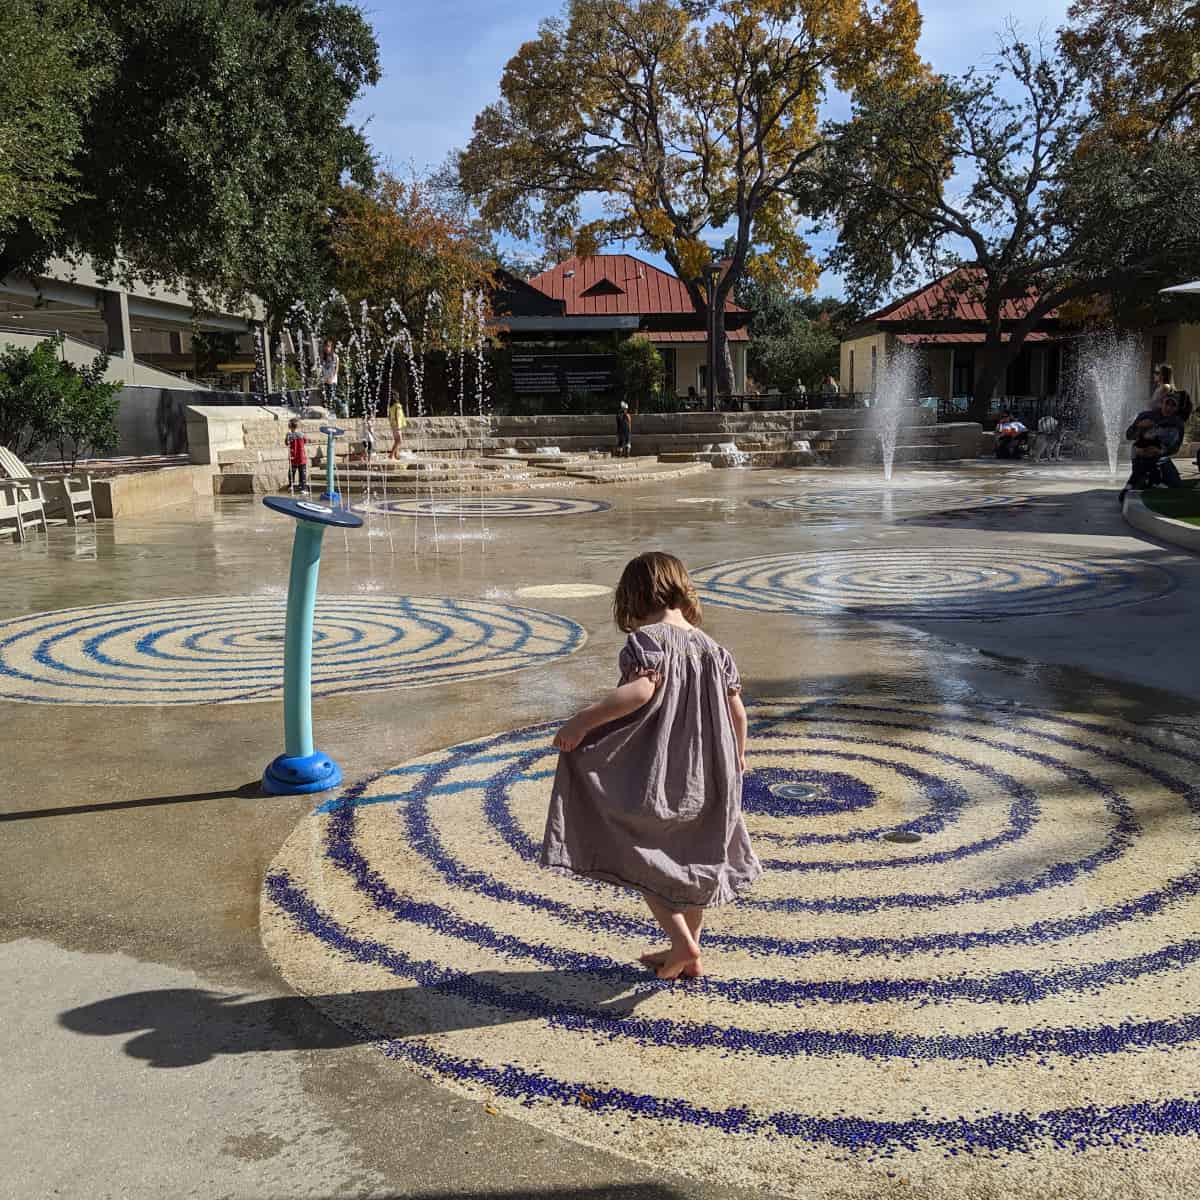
[839,268,1200,411]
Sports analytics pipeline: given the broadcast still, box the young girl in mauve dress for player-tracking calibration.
[540,551,761,980]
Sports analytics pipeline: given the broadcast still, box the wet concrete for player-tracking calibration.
[1,462,1196,1198]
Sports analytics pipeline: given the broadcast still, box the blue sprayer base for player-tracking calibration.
[262,751,343,796]
[320,491,342,504]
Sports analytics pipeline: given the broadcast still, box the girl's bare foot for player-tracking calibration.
[640,949,703,976]
[656,952,704,981]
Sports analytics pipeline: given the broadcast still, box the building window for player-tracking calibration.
[1151,335,1168,385]
[953,351,974,397]
[1045,345,1061,395]
[659,348,677,395]
[870,345,877,393]
[849,349,855,393]
[1005,347,1032,396]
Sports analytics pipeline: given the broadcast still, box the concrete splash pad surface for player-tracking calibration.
[695,548,1176,619]
[263,697,1200,1199]
[0,595,586,704]
[4,461,1200,1199]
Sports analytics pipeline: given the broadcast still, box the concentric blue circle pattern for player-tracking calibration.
[693,549,1176,620]
[356,497,612,518]
[263,698,1200,1198]
[752,489,1029,516]
[0,595,586,705]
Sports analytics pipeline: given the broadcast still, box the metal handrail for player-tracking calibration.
[0,324,216,386]
[0,323,107,352]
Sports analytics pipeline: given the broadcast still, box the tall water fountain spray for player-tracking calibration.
[1078,333,1142,478]
[872,345,920,481]
[270,286,494,554]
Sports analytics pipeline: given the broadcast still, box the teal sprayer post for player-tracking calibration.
[261,495,362,795]
[319,424,344,503]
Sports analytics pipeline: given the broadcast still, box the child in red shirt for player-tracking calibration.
[285,419,308,491]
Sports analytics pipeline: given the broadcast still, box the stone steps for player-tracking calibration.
[216,457,710,495]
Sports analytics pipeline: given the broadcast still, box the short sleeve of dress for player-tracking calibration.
[717,645,742,696]
[618,630,665,686]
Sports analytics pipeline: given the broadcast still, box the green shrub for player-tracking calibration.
[615,336,664,412]
[0,335,122,466]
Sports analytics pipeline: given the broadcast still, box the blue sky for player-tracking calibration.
[351,0,1071,294]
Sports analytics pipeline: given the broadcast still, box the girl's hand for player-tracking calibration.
[553,717,590,752]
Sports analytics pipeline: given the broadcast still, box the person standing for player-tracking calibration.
[387,398,407,459]
[542,551,760,980]
[616,401,632,457]
[1150,363,1175,409]
[820,375,838,399]
[320,339,340,414]
[285,419,308,491]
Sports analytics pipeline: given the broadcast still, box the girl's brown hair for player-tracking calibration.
[613,551,702,631]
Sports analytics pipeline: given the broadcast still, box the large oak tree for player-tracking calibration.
[0,0,380,318]
[1061,0,1200,143]
[816,37,1200,420]
[457,0,922,395]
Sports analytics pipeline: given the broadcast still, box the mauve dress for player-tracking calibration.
[540,623,762,909]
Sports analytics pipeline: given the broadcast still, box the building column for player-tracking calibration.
[100,289,133,382]
[101,289,132,358]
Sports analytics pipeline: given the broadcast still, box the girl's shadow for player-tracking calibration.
[59,967,656,1068]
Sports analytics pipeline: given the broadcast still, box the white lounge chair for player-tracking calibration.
[43,474,95,524]
[0,445,34,481]
[0,478,49,541]
[0,445,95,526]
[0,483,21,542]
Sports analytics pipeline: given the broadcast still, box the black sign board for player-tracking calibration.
[511,353,617,395]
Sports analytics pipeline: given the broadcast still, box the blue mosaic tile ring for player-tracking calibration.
[355,497,612,518]
[0,595,585,705]
[751,489,1029,515]
[262,698,1200,1197]
[693,548,1177,620]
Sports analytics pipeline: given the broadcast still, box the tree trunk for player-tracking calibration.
[969,295,1012,424]
[715,317,734,396]
[970,348,1004,424]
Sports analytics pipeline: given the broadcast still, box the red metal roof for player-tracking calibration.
[869,269,1054,323]
[896,331,1052,345]
[529,255,743,317]
[647,328,749,343]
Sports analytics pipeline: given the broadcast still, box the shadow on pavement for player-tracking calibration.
[0,781,264,822]
[59,971,655,1068]
[272,1190,693,1199]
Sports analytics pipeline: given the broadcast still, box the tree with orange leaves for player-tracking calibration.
[456,0,924,397]
[1061,0,1200,145]
[330,171,496,338]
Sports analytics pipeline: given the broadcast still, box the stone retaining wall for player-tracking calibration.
[92,464,216,517]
